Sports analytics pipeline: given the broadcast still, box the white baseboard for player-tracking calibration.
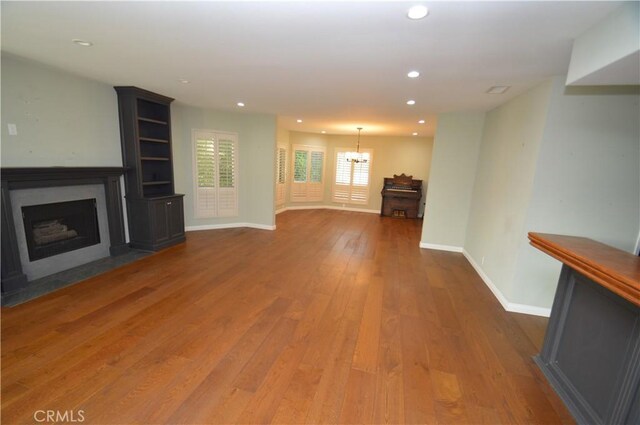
[278,205,380,214]
[423,244,552,317]
[186,222,276,232]
[504,301,552,317]
[419,242,464,253]
[462,249,551,317]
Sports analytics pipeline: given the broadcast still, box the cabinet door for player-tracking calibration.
[167,197,184,240]
[151,200,170,243]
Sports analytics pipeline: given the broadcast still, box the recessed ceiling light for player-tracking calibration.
[321,131,326,134]
[486,85,510,94]
[412,132,418,136]
[72,39,93,47]
[178,79,190,84]
[406,100,416,105]
[237,102,245,107]
[407,71,420,78]
[418,119,425,124]
[296,119,303,123]
[407,5,429,20]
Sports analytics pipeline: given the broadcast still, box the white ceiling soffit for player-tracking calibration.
[0,1,624,136]
[567,2,640,86]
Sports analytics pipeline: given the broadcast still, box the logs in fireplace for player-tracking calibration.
[21,198,101,261]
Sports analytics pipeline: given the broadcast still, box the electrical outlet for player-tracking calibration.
[7,124,17,136]
[481,256,485,265]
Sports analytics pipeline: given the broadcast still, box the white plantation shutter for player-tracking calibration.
[333,151,351,202]
[310,151,323,183]
[276,182,286,206]
[350,154,370,204]
[217,137,238,216]
[276,145,287,206]
[291,149,308,202]
[332,148,373,204]
[195,137,217,217]
[291,145,325,202]
[193,130,238,218]
[308,151,324,201]
[293,150,308,183]
[277,148,286,184]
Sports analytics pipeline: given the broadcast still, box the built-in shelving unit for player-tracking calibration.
[115,86,185,251]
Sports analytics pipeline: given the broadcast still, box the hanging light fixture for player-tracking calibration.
[345,127,368,164]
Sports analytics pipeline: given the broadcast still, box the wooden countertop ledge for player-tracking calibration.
[529,232,640,307]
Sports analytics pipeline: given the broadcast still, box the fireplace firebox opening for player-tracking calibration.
[21,199,101,261]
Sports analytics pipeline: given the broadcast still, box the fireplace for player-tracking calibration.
[1,167,128,298]
[22,199,101,261]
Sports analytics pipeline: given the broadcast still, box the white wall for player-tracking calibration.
[172,103,277,229]
[511,77,640,307]
[1,53,122,167]
[464,79,553,306]
[286,131,434,213]
[421,112,485,250]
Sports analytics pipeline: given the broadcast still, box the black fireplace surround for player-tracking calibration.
[1,167,128,295]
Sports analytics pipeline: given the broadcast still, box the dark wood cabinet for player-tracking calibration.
[127,195,184,251]
[115,87,185,251]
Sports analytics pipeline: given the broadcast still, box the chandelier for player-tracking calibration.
[345,127,368,163]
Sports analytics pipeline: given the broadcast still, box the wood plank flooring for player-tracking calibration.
[1,210,574,424]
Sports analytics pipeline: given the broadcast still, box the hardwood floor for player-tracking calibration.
[1,210,573,424]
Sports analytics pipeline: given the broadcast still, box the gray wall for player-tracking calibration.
[2,53,278,230]
[511,78,640,307]
[464,80,553,303]
[424,76,639,312]
[421,112,485,248]
[172,104,277,228]
[566,2,640,85]
[1,53,122,167]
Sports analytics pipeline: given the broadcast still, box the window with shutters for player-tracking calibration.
[291,145,325,202]
[276,145,287,206]
[193,130,238,218]
[332,148,373,204]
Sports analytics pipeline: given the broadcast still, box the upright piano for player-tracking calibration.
[380,174,423,218]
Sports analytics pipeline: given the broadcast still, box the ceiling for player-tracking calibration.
[0,1,623,137]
